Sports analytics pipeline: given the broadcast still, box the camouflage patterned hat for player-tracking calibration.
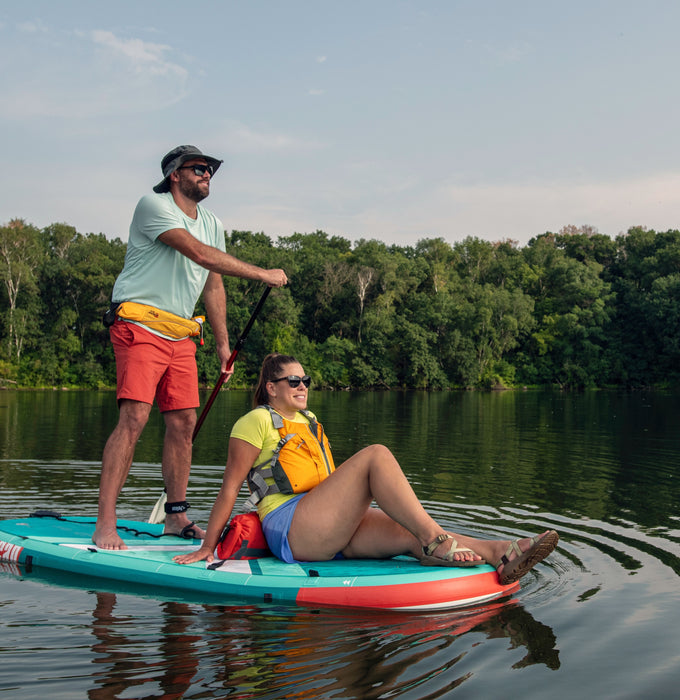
[153,145,223,193]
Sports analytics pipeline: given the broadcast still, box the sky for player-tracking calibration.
[1,1,679,248]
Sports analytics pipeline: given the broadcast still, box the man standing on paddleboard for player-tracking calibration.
[93,145,287,550]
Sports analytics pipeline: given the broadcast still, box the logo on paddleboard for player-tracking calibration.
[0,540,23,563]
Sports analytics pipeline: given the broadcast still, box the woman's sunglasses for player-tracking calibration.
[271,375,312,388]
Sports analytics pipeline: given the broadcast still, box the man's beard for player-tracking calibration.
[178,174,209,203]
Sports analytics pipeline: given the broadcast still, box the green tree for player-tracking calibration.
[276,230,352,342]
[606,228,680,385]
[521,233,613,387]
[37,226,125,386]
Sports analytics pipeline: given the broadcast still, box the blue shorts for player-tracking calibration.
[261,494,305,564]
[261,494,344,564]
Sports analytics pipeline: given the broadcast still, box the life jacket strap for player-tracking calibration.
[244,470,269,511]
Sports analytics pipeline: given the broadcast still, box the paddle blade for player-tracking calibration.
[148,491,167,524]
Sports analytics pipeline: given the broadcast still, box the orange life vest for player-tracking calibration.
[246,405,335,507]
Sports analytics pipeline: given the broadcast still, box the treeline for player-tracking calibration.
[2,218,680,390]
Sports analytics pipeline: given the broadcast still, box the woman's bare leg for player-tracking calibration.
[287,444,556,573]
[288,444,481,562]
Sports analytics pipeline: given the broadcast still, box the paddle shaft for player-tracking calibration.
[192,285,271,441]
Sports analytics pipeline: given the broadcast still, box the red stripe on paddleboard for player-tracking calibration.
[295,571,518,610]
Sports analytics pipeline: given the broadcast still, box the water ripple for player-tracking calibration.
[3,443,680,698]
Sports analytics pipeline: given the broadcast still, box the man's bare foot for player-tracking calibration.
[92,524,127,550]
[163,514,206,540]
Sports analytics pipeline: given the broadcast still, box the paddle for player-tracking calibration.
[148,285,272,524]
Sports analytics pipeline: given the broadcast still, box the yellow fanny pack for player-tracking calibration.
[115,302,205,341]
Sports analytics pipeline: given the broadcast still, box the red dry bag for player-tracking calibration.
[216,512,271,560]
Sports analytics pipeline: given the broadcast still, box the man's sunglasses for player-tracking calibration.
[271,375,312,388]
[178,164,214,177]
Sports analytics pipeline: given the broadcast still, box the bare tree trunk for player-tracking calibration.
[356,267,374,344]
[0,219,43,360]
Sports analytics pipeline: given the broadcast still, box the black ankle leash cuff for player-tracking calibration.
[164,500,190,514]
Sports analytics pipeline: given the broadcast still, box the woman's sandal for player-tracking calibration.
[421,533,486,567]
[495,530,559,584]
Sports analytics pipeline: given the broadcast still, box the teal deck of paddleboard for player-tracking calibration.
[0,516,516,610]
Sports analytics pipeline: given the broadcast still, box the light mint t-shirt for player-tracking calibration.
[112,192,227,319]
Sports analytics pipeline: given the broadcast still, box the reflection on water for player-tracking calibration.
[2,389,680,698]
[85,593,558,699]
[1,567,558,700]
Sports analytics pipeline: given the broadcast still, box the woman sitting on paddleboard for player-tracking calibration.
[175,353,558,583]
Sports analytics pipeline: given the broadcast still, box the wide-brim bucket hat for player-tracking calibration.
[153,145,223,193]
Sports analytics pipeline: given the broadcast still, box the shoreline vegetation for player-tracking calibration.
[2,219,680,392]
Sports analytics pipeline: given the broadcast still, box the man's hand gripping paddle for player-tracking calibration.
[148,286,272,524]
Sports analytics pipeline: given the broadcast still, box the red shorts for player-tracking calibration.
[110,321,199,412]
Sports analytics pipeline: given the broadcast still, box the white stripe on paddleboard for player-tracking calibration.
[209,560,253,574]
[389,590,504,611]
[61,543,201,552]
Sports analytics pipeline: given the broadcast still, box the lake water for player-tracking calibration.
[1,388,680,698]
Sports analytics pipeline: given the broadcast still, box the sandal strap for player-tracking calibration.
[497,539,522,567]
[497,536,540,568]
[423,533,454,557]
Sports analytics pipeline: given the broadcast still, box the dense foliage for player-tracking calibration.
[2,218,680,390]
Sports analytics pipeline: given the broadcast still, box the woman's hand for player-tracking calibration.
[174,545,215,565]
[173,438,260,567]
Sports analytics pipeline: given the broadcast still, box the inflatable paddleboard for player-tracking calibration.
[0,513,519,611]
